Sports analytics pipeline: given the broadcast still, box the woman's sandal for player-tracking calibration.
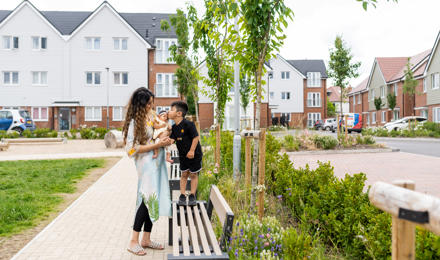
[127,244,147,256]
[142,240,164,250]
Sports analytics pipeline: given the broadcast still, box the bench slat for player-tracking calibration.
[209,186,234,227]
[192,205,211,256]
[179,206,190,256]
[172,203,179,256]
[199,202,223,256]
[186,206,201,256]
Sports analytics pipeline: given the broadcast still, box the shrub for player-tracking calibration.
[282,135,299,151]
[22,129,33,138]
[312,135,338,150]
[282,227,315,259]
[422,122,440,134]
[375,128,389,137]
[94,128,108,139]
[80,128,94,139]
[268,125,287,132]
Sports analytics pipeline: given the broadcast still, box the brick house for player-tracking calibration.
[0,1,179,131]
[423,30,440,123]
[327,86,350,115]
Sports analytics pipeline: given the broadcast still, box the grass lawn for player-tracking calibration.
[0,159,104,237]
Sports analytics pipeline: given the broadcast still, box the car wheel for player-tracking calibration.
[348,130,352,134]
[393,127,398,131]
[12,127,23,135]
[325,126,330,131]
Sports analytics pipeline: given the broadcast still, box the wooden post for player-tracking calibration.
[344,115,348,140]
[245,127,252,188]
[195,121,201,136]
[215,124,220,167]
[258,128,266,220]
[392,180,416,260]
[336,114,340,135]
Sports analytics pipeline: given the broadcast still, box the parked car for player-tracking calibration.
[322,118,336,131]
[383,116,427,132]
[332,113,363,133]
[0,109,36,134]
[313,119,324,130]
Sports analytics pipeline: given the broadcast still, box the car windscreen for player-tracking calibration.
[19,110,30,118]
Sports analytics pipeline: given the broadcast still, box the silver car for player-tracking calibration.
[383,116,427,131]
[323,118,336,131]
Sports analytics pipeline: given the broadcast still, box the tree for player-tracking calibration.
[234,0,293,209]
[387,93,396,120]
[328,36,361,124]
[374,97,383,111]
[359,0,399,10]
[402,58,418,116]
[240,73,251,127]
[161,7,200,125]
[327,101,336,118]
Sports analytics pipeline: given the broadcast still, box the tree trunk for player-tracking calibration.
[192,88,200,134]
[340,86,344,134]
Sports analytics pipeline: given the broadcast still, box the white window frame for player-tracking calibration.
[381,111,386,123]
[307,113,321,127]
[85,37,101,50]
[156,106,171,114]
[370,89,375,101]
[380,86,385,98]
[32,71,48,86]
[3,36,19,50]
[85,107,102,121]
[85,72,101,86]
[113,72,128,86]
[393,110,399,121]
[155,73,178,97]
[281,92,291,100]
[358,94,361,104]
[113,37,128,50]
[432,73,440,90]
[307,92,321,107]
[423,78,427,93]
[421,109,428,119]
[307,72,321,87]
[31,36,47,50]
[434,107,440,123]
[269,92,274,99]
[31,107,48,122]
[367,113,370,125]
[112,106,125,121]
[3,71,19,85]
[281,71,290,80]
[155,38,177,64]
[394,83,398,96]
[372,112,376,124]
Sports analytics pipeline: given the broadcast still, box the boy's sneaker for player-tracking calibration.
[188,194,197,206]
[178,194,187,206]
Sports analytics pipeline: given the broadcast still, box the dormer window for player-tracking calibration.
[307,72,321,87]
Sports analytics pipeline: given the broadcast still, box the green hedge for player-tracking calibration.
[362,122,440,138]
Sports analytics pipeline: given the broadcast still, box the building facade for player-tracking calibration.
[0,1,179,130]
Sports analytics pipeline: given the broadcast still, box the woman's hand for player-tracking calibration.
[158,136,172,147]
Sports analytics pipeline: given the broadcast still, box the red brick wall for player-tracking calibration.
[349,96,353,113]
[415,79,427,109]
[362,92,369,113]
[199,103,214,130]
[303,79,327,127]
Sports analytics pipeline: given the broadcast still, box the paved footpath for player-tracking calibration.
[11,156,172,260]
[289,151,440,197]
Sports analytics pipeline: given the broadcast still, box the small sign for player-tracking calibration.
[398,208,429,224]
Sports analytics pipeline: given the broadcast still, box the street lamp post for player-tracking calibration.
[106,67,110,130]
[232,16,241,180]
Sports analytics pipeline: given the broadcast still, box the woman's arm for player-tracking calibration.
[137,136,172,153]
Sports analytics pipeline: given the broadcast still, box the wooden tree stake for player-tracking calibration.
[258,128,266,220]
[215,124,220,167]
[245,127,252,188]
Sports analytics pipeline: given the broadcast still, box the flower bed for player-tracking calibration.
[362,122,440,138]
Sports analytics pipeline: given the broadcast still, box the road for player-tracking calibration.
[271,129,440,157]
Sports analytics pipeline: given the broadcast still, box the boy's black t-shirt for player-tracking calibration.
[170,119,203,160]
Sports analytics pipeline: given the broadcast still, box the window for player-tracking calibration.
[281,71,290,79]
[3,71,19,85]
[367,114,370,125]
[393,110,399,120]
[32,107,48,121]
[380,86,385,98]
[3,36,19,49]
[85,107,102,121]
[32,71,47,85]
[155,39,177,63]
[432,73,439,90]
[0,111,12,119]
[372,112,376,124]
[433,107,440,123]
[423,78,427,93]
[86,37,101,50]
[269,92,274,99]
[307,72,321,87]
[114,72,128,86]
[281,92,290,100]
[394,83,398,96]
[281,113,291,122]
[156,106,171,114]
[421,109,428,119]
[31,36,47,50]
[112,106,125,121]
[86,72,101,86]
[358,94,361,104]
[307,113,321,127]
[381,111,386,123]
[370,89,375,101]
[113,37,128,50]
[156,73,178,97]
[307,92,321,107]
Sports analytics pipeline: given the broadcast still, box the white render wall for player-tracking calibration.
[268,56,304,113]
[0,3,151,108]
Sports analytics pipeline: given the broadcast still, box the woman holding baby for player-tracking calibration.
[122,87,172,256]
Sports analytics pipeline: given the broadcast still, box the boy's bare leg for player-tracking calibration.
[152,148,158,159]
[189,173,198,195]
[180,170,190,195]
[166,152,173,163]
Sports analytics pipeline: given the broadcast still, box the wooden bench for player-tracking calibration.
[0,141,9,151]
[168,185,234,260]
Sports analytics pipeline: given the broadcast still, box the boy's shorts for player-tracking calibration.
[180,157,202,174]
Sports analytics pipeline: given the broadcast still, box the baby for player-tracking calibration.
[152,110,173,163]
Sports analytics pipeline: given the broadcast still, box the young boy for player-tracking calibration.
[168,101,203,206]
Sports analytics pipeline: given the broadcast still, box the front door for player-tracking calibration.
[59,108,70,131]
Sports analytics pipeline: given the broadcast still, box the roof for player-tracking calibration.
[0,5,176,47]
[349,77,369,95]
[389,49,431,81]
[287,60,328,78]
[327,86,344,102]
[376,57,409,82]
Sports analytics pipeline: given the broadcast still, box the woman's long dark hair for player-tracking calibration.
[123,87,154,146]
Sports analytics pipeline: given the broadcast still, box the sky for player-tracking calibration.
[1,0,439,87]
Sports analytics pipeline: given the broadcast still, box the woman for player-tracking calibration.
[123,87,172,256]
